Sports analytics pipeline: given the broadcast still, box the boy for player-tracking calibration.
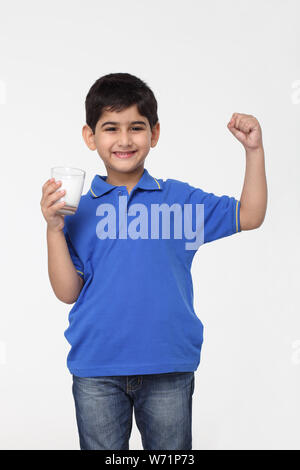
[40,73,267,450]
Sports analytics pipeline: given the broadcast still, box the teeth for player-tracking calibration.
[114,151,136,157]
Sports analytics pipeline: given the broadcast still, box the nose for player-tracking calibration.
[118,130,133,147]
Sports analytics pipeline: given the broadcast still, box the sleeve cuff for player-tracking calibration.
[236,200,241,232]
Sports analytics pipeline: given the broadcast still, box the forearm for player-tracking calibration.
[240,146,268,229]
[47,227,83,304]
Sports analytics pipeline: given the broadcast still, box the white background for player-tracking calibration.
[0,0,299,450]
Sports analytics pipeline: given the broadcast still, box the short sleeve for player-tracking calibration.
[186,184,241,245]
[63,224,85,279]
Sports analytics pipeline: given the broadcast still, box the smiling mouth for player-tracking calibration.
[113,151,137,159]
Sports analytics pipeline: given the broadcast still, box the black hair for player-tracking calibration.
[84,72,159,134]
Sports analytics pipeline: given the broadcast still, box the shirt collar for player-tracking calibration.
[89,168,162,198]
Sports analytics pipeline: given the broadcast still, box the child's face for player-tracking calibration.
[82,104,160,175]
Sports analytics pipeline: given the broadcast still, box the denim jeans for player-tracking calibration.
[72,371,195,450]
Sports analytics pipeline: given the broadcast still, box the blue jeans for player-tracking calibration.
[72,372,195,450]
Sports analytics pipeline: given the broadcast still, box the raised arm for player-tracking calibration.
[227,113,268,230]
[41,178,84,304]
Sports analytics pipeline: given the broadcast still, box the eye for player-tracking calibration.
[105,127,144,132]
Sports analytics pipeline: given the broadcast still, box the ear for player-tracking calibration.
[151,121,160,148]
[82,124,97,151]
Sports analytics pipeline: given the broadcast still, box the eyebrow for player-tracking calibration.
[101,120,147,128]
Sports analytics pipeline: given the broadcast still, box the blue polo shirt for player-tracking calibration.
[62,167,241,377]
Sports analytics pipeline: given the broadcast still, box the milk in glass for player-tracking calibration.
[51,167,85,215]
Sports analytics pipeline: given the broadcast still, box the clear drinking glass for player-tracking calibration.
[51,167,85,215]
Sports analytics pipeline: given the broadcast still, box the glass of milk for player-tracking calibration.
[51,167,85,215]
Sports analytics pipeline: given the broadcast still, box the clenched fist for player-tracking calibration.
[227,113,263,151]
